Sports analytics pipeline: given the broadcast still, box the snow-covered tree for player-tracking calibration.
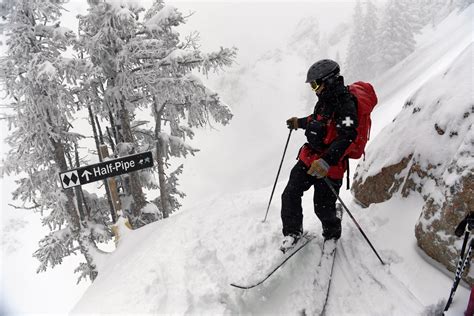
[360,0,378,80]
[375,0,417,74]
[345,0,379,82]
[137,1,236,219]
[288,16,321,62]
[454,0,473,11]
[0,0,108,282]
[344,0,365,82]
[76,0,236,225]
[415,0,472,27]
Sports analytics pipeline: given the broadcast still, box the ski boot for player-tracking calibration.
[280,232,302,253]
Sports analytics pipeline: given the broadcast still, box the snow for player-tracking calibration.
[354,35,473,214]
[107,0,145,12]
[145,6,181,32]
[141,202,159,214]
[354,6,473,191]
[0,190,90,314]
[73,2,472,315]
[72,184,469,315]
[37,60,57,79]
[369,5,474,139]
[1,2,473,315]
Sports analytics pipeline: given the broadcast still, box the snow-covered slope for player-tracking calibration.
[352,14,473,289]
[358,42,473,184]
[72,5,473,316]
[370,6,473,139]
[72,183,469,315]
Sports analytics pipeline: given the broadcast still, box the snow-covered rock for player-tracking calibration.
[353,42,473,285]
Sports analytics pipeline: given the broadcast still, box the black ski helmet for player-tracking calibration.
[305,59,340,84]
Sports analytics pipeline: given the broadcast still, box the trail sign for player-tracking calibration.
[59,151,153,189]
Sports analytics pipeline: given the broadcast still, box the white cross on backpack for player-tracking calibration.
[342,116,354,127]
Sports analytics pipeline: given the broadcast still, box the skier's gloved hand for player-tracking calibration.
[286,117,299,130]
[455,212,474,237]
[455,218,467,237]
[307,158,329,178]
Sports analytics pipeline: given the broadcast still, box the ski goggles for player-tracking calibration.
[309,80,322,91]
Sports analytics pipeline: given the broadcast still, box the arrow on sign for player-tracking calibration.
[81,170,92,181]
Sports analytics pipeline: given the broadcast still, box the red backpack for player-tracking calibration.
[324,81,378,159]
[346,81,378,158]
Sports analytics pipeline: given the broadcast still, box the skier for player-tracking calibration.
[280,59,358,253]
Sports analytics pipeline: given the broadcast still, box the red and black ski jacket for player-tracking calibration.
[297,76,358,179]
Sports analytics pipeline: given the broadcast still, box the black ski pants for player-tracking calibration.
[281,161,342,239]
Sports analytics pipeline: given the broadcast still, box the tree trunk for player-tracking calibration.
[108,110,120,145]
[106,126,116,153]
[88,105,117,223]
[51,137,98,280]
[99,145,122,218]
[153,102,171,218]
[73,143,87,221]
[95,115,104,144]
[156,140,170,218]
[119,100,147,226]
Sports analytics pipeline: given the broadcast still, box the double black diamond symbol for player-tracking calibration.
[60,171,80,189]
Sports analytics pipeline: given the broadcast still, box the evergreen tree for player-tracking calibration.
[76,0,236,225]
[344,0,365,82]
[0,0,108,282]
[360,0,378,80]
[345,0,379,82]
[403,0,424,35]
[288,16,320,62]
[416,0,471,27]
[375,0,416,74]
[454,0,473,11]
[141,1,236,219]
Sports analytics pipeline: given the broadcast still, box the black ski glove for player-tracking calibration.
[286,117,298,130]
[455,212,474,237]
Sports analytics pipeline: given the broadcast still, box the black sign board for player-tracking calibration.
[59,151,153,189]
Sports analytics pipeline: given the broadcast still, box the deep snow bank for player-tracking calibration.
[72,182,469,315]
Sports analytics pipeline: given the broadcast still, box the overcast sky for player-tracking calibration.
[63,1,356,62]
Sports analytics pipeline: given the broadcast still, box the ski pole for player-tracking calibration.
[262,129,293,223]
[323,177,385,265]
[444,231,473,312]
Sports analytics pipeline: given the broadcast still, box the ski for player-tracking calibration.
[301,205,342,316]
[230,232,317,289]
[318,239,338,315]
[301,238,338,316]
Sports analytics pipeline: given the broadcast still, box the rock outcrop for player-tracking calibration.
[352,44,473,285]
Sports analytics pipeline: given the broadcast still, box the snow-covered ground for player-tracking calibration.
[71,184,468,315]
[1,1,473,315]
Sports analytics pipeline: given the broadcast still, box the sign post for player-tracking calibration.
[59,151,154,190]
[99,145,122,215]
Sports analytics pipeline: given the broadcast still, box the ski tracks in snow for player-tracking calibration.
[158,193,425,315]
[324,212,425,315]
[234,238,327,315]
